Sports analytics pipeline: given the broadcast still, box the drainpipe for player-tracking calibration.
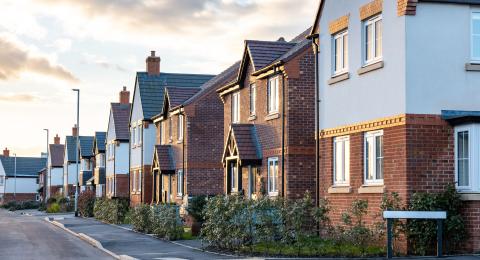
[141,121,144,204]
[311,35,321,206]
[281,69,286,198]
[113,141,116,197]
[128,124,132,204]
[182,113,185,198]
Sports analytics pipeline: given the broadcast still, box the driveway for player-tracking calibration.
[0,209,112,260]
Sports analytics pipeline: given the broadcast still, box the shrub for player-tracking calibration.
[78,190,96,217]
[3,200,40,211]
[187,195,208,222]
[151,204,183,240]
[406,184,465,255]
[47,202,60,213]
[131,204,153,233]
[93,198,129,224]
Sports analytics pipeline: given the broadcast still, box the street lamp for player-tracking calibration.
[43,129,49,201]
[13,153,16,200]
[72,89,80,217]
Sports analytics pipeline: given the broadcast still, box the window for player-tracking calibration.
[364,130,384,185]
[132,171,137,192]
[333,30,349,75]
[229,162,238,192]
[363,15,382,65]
[160,122,164,144]
[231,92,240,123]
[177,170,184,196]
[178,114,184,141]
[0,176,4,186]
[132,126,136,146]
[334,136,350,186]
[268,157,279,196]
[138,170,142,191]
[455,125,475,191]
[169,117,173,141]
[249,84,256,116]
[138,124,143,145]
[472,12,480,62]
[97,154,105,167]
[267,77,279,114]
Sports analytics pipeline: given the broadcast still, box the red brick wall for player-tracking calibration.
[115,174,129,198]
[3,193,37,203]
[130,165,152,207]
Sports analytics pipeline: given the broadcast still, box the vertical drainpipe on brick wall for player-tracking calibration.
[128,123,132,202]
[281,67,286,198]
[141,121,144,204]
[311,34,320,206]
[182,112,186,198]
[113,141,116,197]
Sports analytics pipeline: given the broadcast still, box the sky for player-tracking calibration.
[0,0,317,157]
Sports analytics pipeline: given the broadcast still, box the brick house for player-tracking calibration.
[92,131,106,197]
[0,148,46,203]
[310,0,480,252]
[129,51,213,206]
[151,62,239,205]
[106,87,131,199]
[217,30,316,200]
[48,135,65,197]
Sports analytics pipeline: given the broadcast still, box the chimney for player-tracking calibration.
[54,134,60,145]
[146,51,160,76]
[72,124,78,137]
[2,148,9,157]
[119,86,130,104]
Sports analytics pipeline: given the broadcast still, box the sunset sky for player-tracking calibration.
[0,0,316,157]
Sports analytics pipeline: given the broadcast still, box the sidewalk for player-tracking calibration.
[56,217,237,260]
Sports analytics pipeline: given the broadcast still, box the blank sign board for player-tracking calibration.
[383,211,446,219]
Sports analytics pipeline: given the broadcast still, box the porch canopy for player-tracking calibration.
[441,110,480,125]
[222,124,262,166]
[152,145,176,174]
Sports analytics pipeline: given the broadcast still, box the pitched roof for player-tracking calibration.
[94,132,106,153]
[165,87,201,110]
[222,124,262,163]
[65,136,77,162]
[49,144,64,167]
[135,72,214,119]
[246,40,296,71]
[185,61,241,106]
[154,145,175,172]
[79,136,94,158]
[0,156,47,177]
[111,103,131,140]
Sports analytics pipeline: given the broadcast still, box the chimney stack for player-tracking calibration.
[146,51,160,76]
[119,86,130,104]
[72,124,78,137]
[2,148,9,157]
[54,134,61,145]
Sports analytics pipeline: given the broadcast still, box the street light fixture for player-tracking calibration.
[72,89,80,217]
[13,153,16,201]
[43,129,49,201]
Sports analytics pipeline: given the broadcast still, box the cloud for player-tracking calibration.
[0,35,79,82]
[82,52,128,72]
[0,93,38,102]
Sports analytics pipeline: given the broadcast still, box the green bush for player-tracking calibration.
[406,184,465,255]
[93,198,129,224]
[78,190,96,217]
[131,204,153,233]
[3,200,40,211]
[187,195,208,222]
[47,202,60,213]
[151,204,183,240]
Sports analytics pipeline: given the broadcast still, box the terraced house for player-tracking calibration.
[92,132,106,197]
[106,87,131,199]
[78,136,94,192]
[151,62,239,205]
[129,51,213,206]
[217,30,316,200]
[310,0,480,252]
[63,126,80,197]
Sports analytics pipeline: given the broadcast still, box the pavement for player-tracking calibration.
[0,209,113,260]
[56,217,238,260]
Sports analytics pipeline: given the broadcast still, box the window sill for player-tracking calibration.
[176,140,183,144]
[328,72,350,85]
[328,186,352,194]
[265,113,280,121]
[357,61,384,75]
[459,193,480,201]
[465,63,480,71]
[248,115,257,121]
[268,192,279,197]
[358,185,385,194]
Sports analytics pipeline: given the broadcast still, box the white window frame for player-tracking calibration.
[177,170,184,196]
[454,124,477,192]
[364,130,384,185]
[132,171,137,192]
[160,121,164,145]
[229,162,238,192]
[268,157,279,196]
[267,76,279,114]
[231,91,240,123]
[138,124,143,145]
[132,126,136,146]
[471,11,480,62]
[333,136,350,186]
[250,84,256,116]
[178,114,184,141]
[332,30,349,75]
[363,15,383,65]
[169,117,173,141]
[138,170,142,192]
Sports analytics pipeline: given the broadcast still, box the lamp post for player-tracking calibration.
[13,153,16,200]
[43,129,49,201]
[72,89,80,217]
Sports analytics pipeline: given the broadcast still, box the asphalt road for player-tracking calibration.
[0,209,113,260]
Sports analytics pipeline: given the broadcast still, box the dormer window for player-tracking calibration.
[363,15,382,65]
[333,30,348,75]
[472,12,480,62]
[267,76,279,114]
